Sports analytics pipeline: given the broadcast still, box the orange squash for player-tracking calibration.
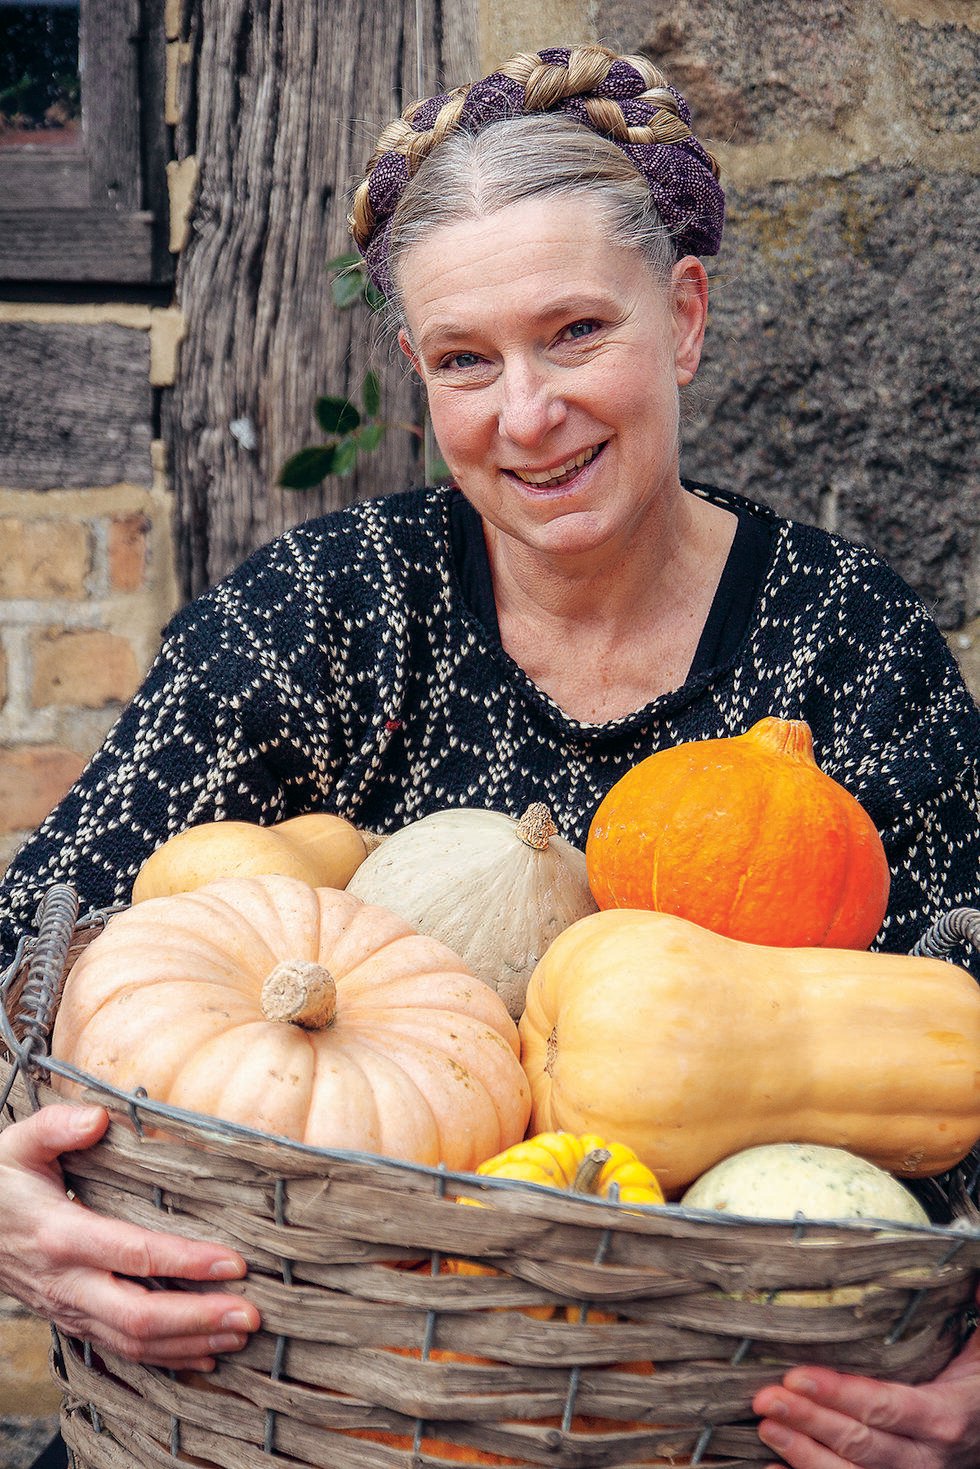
[585,716,890,948]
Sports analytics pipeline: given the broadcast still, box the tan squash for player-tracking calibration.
[131,812,374,901]
[51,875,530,1170]
[519,909,980,1196]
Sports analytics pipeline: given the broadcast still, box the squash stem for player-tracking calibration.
[573,1148,612,1195]
[261,961,337,1029]
[517,803,558,851]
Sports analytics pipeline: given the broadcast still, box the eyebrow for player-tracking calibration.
[416,293,623,353]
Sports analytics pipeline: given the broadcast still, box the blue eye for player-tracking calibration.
[446,351,481,370]
[565,319,599,340]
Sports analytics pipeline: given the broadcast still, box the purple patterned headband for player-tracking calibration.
[354,47,725,297]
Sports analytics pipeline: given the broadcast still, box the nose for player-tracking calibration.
[497,360,566,448]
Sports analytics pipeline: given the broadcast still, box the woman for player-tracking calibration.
[2,44,978,1469]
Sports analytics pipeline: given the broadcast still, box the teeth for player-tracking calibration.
[514,443,601,486]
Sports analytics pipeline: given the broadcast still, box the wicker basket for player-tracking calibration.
[2,885,979,1469]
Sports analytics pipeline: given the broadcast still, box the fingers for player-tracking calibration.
[47,1269,261,1368]
[38,1201,249,1284]
[753,1365,956,1469]
[1,1104,109,1171]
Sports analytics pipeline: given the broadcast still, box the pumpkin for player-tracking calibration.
[50,875,530,1170]
[681,1143,930,1225]
[585,716,890,948]
[472,1130,665,1207]
[519,908,980,1195]
[131,812,377,902]
[346,802,597,1019]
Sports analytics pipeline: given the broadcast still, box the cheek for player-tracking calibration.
[428,393,493,466]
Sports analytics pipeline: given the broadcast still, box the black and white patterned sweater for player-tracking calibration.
[2,483,978,972]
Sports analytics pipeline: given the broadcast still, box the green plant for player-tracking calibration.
[279,254,449,491]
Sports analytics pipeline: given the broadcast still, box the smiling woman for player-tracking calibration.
[1,39,980,1469]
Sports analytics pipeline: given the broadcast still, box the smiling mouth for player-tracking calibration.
[510,442,605,489]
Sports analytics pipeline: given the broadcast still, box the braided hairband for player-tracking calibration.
[349,44,725,298]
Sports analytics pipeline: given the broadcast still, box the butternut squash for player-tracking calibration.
[519,909,980,1196]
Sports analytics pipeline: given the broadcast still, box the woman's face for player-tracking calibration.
[397,194,708,565]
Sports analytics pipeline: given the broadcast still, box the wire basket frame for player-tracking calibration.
[2,885,979,1469]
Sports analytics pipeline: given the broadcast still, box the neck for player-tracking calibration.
[484,480,701,630]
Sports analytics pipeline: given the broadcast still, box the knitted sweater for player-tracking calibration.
[2,483,978,971]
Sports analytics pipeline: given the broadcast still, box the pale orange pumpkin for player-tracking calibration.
[50,875,530,1169]
[585,716,890,948]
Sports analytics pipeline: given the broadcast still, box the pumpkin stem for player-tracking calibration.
[517,802,558,851]
[746,716,815,764]
[261,961,337,1029]
[573,1148,612,1195]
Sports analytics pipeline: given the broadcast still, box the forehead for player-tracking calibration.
[397,195,660,339]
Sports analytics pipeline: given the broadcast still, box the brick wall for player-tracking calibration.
[0,304,181,875]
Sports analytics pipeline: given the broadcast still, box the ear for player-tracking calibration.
[398,328,422,377]
[670,256,709,387]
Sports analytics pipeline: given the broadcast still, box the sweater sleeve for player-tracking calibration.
[813,567,980,973]
[0,627,293,965]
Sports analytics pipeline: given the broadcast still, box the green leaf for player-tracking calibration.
[326,251,361,272]
[357,422,386,452]
[331,271,366,309]
[332,436,359,476]
[315,396,361,435]
[364,280,386,313]
[361,369,381,417]
[278,445,337,490]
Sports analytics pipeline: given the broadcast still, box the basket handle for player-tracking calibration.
[13,883,80,1067]
[910,908,980,960]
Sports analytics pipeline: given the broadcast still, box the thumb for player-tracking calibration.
[2,1104,109,1167]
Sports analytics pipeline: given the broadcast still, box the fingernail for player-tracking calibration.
[758,1422,791,1451]
[208,1259,243,1280]
[789,1374,818,1396]
[220,1309,253,1331]
[766,1399,788,1419]
[208,1333,247,1352]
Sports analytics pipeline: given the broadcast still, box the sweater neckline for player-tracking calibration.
[441,481,780,738]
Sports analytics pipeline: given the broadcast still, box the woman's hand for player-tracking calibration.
[0,1104,261,1370]
[753,1303,980,1467]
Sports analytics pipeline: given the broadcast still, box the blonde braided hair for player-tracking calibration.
[349,44,718,256]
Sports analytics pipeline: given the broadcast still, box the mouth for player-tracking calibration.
[508,441,606,490]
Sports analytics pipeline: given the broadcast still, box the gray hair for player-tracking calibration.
[384,113,679,336]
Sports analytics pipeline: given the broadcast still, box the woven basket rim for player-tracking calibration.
[2,1049,974,1243]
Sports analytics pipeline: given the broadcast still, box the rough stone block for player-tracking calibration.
[0,746,85,833]
[0,518,92,600]
[31,629,140,709]
[895,17,979,133]
[0,322,152,489]
[679,166,978,625]
[595,0,864,144]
